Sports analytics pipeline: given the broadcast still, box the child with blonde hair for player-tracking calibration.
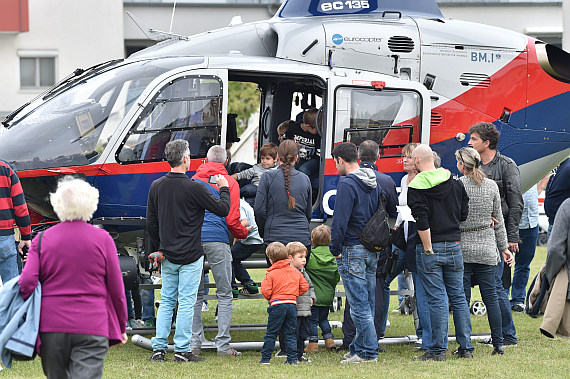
[260,242,308,364]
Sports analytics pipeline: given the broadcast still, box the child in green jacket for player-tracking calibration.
[304,225,340,352]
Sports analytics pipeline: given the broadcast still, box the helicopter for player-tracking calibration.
[1,0,570,257]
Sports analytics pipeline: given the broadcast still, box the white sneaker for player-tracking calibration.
[386,320,391,327]
[343,352,353,359]
[341,354,378,364]
[202,303,209,312]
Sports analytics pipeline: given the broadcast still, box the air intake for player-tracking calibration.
[459,73,491,88]
[388,36,415,53]
[431,112,442,128]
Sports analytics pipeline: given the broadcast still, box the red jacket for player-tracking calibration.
[192,162,248,239]
[261,259,309,306]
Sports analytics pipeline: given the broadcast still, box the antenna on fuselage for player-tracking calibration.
[126,10,188,41]
[169,0,177,34]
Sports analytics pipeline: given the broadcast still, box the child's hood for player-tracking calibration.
[267,259,291,272]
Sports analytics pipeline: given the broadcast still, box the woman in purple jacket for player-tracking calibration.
[19,178,127,379]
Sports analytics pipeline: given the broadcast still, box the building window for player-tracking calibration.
[18,50,57,89]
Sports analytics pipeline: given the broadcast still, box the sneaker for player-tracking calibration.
[454,350,473,359]
[377,346,386,353]
[143,318,156,328]
[259,360,270,365]
[414,351,446,361]
[414,339,423,349]
[134,319,144,327]
[284,360,299,365]
[343,352,353,359]
[511,303,525,312]
[232,288,239,299]
[202,302,210,312]
[218,348,242,357]
[492,346,504,355]
[126,319,138,329]
[298,355,311,363]
[341,354,378,364]
[149,350,166,362]
[504,340,518,347]
[275,350,287,358]
[239,284,259,296]
[173,351,205,362]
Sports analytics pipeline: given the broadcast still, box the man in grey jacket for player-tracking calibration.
[468,122,523,347]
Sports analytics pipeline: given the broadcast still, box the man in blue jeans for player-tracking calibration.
[146,140,231,363]
[510,184,542,312]
[330,142,381,364]
[0,160,31,284]
[408,144,473,361]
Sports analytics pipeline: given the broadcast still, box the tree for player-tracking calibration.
[228,82,260,136]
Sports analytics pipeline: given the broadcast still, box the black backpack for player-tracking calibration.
[349,180,391,252]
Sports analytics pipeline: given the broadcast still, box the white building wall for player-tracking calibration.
[0,0,124,115]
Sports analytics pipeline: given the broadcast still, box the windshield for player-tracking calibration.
[277,0,443,18]
[0,57,204,170]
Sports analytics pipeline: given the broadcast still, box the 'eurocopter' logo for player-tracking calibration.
[332,34,343,45]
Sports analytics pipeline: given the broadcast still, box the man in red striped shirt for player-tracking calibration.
[0,160,31,284]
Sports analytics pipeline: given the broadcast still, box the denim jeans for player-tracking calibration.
[495,255,518,344]
[151,256,203,352]
[412,271,433,350]
[416,242,473,354]
[191,242,234,352]
[308,305,334,342]
[464,263,503,347]
[336,244,379,359]
[231,241,263,288]
[0,234,19,284]
[510,226,539,305]
[296,316,311,359]
[261,304,297,363]
[141,277,156,321]
[296,157,320,179]
[380,245,407,336]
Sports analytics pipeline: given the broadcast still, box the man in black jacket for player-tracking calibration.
[146,139,231,363]
[408,144,473,361]
[469,122,522,347]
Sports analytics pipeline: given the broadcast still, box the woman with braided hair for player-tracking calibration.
[254,139,312,258]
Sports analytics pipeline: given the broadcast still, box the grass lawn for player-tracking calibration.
[4,246,569,378]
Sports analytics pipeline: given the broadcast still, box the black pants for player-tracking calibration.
[296,316,311,359]
[40,332,108,379]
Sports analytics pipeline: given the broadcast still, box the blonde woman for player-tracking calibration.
[456,147,513,356]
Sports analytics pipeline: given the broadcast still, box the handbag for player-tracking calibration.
[390,224,406,251]
[380,247,399,278]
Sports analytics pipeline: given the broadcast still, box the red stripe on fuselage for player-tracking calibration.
[15,159,207,178]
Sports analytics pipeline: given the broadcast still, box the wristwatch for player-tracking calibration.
[424,248,434,255]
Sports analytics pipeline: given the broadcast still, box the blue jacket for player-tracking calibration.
[0,277,41,368]
[330,168,379,256]
[195,179,230,243]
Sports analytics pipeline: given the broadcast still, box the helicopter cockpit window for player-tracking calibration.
[117,76,222,163]
[334,87,421,157]
[0,59,194,171]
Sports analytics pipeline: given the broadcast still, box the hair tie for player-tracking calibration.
[287,190,290,198]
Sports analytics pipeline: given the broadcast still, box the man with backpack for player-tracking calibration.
[330,142,387,364]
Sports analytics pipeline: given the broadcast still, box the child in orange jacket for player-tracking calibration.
[260,242,308,364]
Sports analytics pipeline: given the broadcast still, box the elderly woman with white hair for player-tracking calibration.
[19,178,127,379]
